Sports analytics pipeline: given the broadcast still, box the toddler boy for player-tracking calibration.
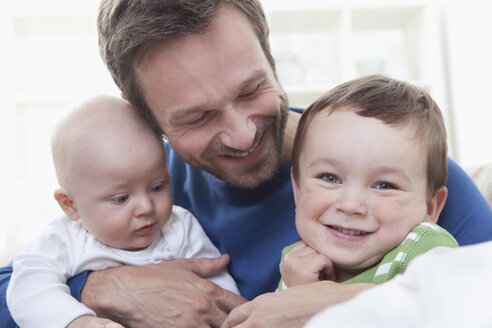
[279,75,458,289]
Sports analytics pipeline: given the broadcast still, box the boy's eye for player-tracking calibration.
[319,174,340,184]
[112,195,129,203]
[375,182,396,190]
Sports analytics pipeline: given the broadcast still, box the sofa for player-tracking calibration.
[466,162,492,207]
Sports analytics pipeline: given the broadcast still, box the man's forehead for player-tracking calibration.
[138,6,258,68]
[135,7,270,118]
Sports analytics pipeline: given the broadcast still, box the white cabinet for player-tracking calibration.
[264,0,448,119]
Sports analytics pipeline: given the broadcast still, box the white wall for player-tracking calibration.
[444,0,492,167]
[0,1,120,265]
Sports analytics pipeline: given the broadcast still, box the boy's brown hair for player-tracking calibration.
[292,75,448,198]
[97,0,273,134]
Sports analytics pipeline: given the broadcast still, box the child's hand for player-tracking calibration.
[282,241,335,288]
[67,315,126,328]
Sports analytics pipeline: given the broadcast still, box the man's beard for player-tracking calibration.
[181,98,289,189]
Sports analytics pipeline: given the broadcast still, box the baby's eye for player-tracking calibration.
[112,195,129,203]
[151,184,163,192]
[319,174,340,184]
[375,182,396,190]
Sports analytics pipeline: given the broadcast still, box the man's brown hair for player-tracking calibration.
[292,75,448,198]
[97,0,274,134]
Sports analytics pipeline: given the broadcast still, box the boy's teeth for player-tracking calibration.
[331,226,366,236]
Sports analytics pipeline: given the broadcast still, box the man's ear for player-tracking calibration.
[54,188,80,222]
[425,186,448,223]
[290,167,299,206]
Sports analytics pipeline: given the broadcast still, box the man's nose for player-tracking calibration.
[218,105,257,151]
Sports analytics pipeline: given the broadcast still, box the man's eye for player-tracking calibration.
[319,174,340,184]
[186,112,209,125]
[112,195,129,203]
[240,84,261,98]
[375,182,396,190]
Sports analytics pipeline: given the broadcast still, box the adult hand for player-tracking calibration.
[282,241,335,288]
[222,281,374,328]
[81,254,246,328]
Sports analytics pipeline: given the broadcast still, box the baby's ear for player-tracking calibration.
[425,186,448,224]
[54,188,80,222]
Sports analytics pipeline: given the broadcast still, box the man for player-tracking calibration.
[1,1,491,327]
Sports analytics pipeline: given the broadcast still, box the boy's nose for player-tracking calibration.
[335,189,367,216]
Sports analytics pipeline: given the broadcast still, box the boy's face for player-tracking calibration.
[293,108,431,272]
[69,135,172,251]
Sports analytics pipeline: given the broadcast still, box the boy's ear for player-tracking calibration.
[54,188,80,222]
[290,167,299,206]
[425,186,448,224]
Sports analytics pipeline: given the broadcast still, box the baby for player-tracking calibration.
[279,75,458,289]
[7,95,238,328]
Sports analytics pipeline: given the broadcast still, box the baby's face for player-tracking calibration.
[293,108,430,272]
[70,135,172,251]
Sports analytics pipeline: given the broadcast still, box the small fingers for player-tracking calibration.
[288,242,320,258]
[290,241,311,253]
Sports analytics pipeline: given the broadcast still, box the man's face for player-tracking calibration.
[136,6,289,189]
